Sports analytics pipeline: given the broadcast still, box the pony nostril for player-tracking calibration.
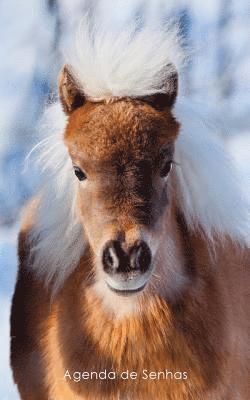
[130,241,151,273]
[102,240,151,275]
[102,242,119,273]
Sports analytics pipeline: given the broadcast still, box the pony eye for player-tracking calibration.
[73,166,87,181]
[160,161,172,178]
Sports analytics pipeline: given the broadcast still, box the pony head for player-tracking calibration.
[59,63,179,296]
[31,17,249,306]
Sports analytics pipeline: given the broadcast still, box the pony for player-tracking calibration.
[11,16,250,400]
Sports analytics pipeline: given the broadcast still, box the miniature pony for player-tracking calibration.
[11,17,249,400]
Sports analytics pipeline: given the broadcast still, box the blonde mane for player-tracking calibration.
[67,15,184,101]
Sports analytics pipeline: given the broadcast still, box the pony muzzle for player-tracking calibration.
[102,239,152,295]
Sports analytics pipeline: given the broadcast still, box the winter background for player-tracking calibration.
[0,0,249,398]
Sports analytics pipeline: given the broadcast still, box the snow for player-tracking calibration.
[0,226,19,399]
[227,132,250,199]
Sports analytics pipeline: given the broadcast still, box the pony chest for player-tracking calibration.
[43,303,220,400]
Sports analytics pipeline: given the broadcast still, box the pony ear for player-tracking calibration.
[58,65,86,115]
[140,69,178,111]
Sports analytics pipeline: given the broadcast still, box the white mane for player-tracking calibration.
[28,18,249,289]
[174,100,249,244]
[67,15,184,100]
[28,104,85,292]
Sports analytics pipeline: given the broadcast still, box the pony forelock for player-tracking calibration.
[66,15,185,100]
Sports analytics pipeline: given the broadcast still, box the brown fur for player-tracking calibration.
[11,210,250,399]
[11,71,250,399]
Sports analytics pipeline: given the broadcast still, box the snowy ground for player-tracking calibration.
[228,132,250,201]
[0,226,19,399]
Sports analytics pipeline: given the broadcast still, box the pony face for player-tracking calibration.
[61,66,179,297]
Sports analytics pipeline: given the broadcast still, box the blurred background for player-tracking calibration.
[0,0,249,398]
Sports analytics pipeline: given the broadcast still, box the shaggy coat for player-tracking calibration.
[11,204,250,399]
